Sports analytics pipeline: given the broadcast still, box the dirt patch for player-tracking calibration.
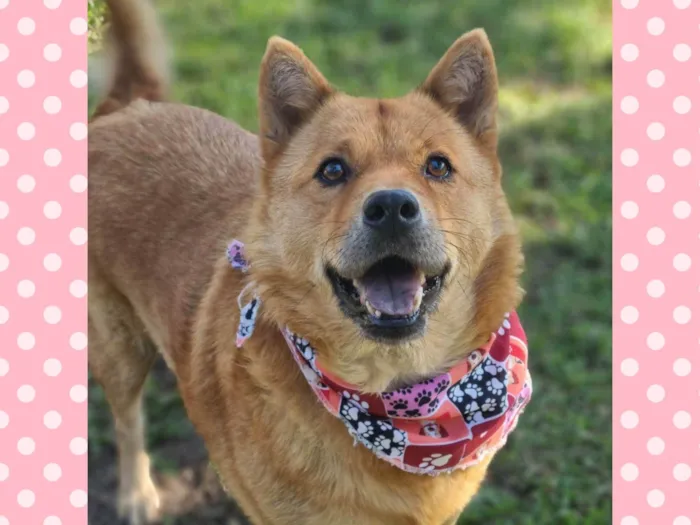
[88,360,250,525]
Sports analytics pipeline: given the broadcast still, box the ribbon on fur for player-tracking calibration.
[227,239,533,475]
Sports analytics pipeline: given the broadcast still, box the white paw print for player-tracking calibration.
[418,453,453,470]
[486,378,505,396]
[481,398,497,412]
[342,391,370,410]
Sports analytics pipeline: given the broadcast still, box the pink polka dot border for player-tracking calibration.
[615,0,698,523]
[0,0,87,524]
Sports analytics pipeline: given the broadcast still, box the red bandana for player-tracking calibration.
[229,240,533,475]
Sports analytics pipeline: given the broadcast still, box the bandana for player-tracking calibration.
[228,240,533,476]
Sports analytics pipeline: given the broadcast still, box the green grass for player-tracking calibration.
[88,0,612,523]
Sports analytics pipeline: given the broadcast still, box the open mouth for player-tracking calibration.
[327,256,448,342]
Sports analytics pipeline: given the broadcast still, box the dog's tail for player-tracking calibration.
[91,0,170,120]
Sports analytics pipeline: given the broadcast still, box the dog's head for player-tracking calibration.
[245,30,523,392]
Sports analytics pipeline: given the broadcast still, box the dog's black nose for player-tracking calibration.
[363,189,422,234]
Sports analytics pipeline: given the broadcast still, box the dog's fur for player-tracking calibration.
[88,1,524,523]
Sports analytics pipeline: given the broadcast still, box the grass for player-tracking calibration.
[88,1,612,523]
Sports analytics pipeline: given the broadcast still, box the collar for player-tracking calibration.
[227,239,533,475]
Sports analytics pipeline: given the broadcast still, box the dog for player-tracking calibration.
[88,0,530,523]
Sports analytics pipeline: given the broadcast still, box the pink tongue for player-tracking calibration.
[358,264,422,316]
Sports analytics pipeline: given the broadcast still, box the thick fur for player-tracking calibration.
[88,1,524,524]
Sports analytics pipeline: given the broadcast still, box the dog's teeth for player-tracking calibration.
[420,273,427,286]
[412,287,423,311]
[373,308,382,318]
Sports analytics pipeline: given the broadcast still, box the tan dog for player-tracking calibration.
[88,0,524,523]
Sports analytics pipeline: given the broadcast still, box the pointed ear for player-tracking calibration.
[258,37,333,159]
[419,29,499,147]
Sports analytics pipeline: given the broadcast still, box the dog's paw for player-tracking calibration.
[117,481,161,525]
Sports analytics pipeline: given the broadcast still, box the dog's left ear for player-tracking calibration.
[258,37,333,159]
[419,29,499,148]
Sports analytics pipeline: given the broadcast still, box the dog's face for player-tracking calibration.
[246,31,523,391]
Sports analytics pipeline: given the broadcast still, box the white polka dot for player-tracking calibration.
[621,148,639,166]
[17,332,35,350]
[69,122,87,140]
[0,518,8,525]
[620,358,639,376]
[44,306,62,324]
[646,280,665,298]
[647,436,665,455]
[17,489,35,508]
[17,69,35,88]
[647,17,665,35]
[673,148,691,167]
[44,517,62,525]
[674,0,691,7]
[621,43,639,61]
[0,0,8,8]
[70,227,87,245]
[647,384,665,403]
[0,201,8,218]
[44,0,61,8]
[17,385,36,403]
[620,96,639,114]
[0,253,7,272]
[621,518,639,525]
[647,122,665,140]
[43,201,62,219]
[70,385,87,403]
[674,96,691,114]
[17,227,36,245]
[17,279,35,298]
[647,489,665,508]
[17,174,36,193]
[70,174,87,192]
[0,411,8,429]
[674,517,692,525]
[0,463,8,481]
[620,201,638,219]
[70,69,87,88]
[673,410,691,429]
[647,227,665,246]
[44,95,62,114]
[43,43,62,62]
[620,306,639,324]
[70,437,87,455]
[44,253,62,271]
[69,279,87,298]
[17,122,36,141]
[0,306,8,324]
[674,43,691,62]
[621,410,639,429]
[43,358,62,377]
[647,69,665,88]
[70,332,87,350]
[0,96,8,114]
[43,463,62,481]
[44,148,62,167]
[70,17,87,35]
[17,17,36,35]
[673,201,691,219]
[0,43,9,62]
[620,463,639,481]
[674,253,691,272]
[44,410,62,429]
[673,463,691,481]
[673,358,691,376]
[621,254,639,272]
[621,0,638,8]
[673,306,691,324]
[0,150,8,168]
[647,332,665,351]
[0,358,8,377]
[17,437,35,455]
[70,489,87,508]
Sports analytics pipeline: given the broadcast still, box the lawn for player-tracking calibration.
[88,1,612,523]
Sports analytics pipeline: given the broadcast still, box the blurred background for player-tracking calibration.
[87,0,612,523]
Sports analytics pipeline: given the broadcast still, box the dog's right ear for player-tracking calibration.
[258,37,333,160]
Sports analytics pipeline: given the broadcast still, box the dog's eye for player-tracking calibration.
[425,156,452,180]
[316,158,349,186]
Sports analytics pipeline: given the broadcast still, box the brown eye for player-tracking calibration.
[425,156,452,180]
[316,158,349,186]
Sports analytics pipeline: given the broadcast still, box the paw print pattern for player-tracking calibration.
[433,378,450,394]
[387,398,409,416]
[447,355,509,427]
[414,389,432,407]
[339,397,407,459]
[418,453,453,471]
